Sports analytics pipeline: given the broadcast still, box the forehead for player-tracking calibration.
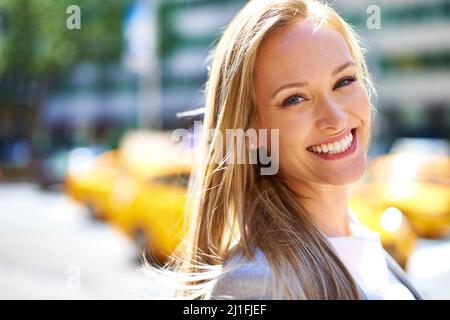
[254,18,353,86]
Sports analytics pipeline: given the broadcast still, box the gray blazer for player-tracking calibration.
[208,246,424,300]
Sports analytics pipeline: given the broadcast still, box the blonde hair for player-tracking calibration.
[146,0,375,300]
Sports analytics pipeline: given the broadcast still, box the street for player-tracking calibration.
[0,183,172,299]
[0,183,449,299]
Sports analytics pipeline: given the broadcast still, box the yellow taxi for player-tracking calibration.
[349,138,449,267]
[64,150,124,220]
[108,163,191,264]
[349,182,417,269]
[354,153,449,239]
[64,130,192,263]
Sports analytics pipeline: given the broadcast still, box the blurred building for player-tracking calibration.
[0,0,133,179]
[157,0,245,128]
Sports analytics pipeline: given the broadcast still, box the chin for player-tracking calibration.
[321,159,367,186]
[326,171,364,185]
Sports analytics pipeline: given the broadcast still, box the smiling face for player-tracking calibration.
[253,18,371,186]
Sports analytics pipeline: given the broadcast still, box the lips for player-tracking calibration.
[308,128,355,149]
[307,128,358,160]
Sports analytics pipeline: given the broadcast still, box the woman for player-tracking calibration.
[151,0,423,300]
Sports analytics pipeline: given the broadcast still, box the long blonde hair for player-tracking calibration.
[148,0,375,300]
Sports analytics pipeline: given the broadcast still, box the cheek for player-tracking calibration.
[256,108,311,168]
[276,114,312,172]
[257,106,310,139]
[341,87,371,143]
[272,112,311,153]
[350,87,371,121]
[351,88,372,146]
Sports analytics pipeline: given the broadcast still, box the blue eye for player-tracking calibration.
[282,94,306,107]
[334,76,357,90]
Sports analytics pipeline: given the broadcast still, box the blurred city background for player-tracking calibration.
[0,0,449,299]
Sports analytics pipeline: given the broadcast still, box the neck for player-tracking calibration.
[286,178,351,237]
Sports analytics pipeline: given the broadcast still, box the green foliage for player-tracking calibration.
[0,0,131,76]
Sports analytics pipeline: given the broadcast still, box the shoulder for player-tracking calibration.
[207,248,275,300]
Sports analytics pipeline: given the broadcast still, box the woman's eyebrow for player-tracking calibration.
[270,61,356,100]
[271,81,308,100]
[332,61,356,76]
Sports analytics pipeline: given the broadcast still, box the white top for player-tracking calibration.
[328,222,415,300]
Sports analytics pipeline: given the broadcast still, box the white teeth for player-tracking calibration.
[326,142,334,151]
[309,131,354,154]
[345,133,353,144]
[333,141,340,151]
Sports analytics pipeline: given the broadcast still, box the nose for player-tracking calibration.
[315,94,348,132]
